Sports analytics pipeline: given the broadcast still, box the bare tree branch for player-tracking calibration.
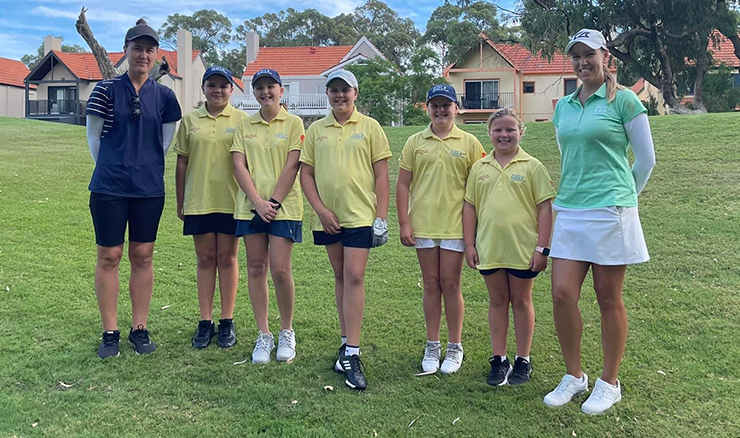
[75,7,116,80]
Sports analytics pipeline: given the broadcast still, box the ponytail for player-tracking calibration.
[603,63,624,103]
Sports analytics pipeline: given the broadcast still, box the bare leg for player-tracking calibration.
[439,249,465,344]
[268,235,295,330]
[551,258,590,378]
[342,247,370,347]
[508,274,535,357]
[215,233,240,319]
[592,264,628,385]
[483,270,510,356]
[128,241,155,329]
[325,243,346,338]
[193,233,217,321]
[416,248,442,342]
[95,244,124,331]
[245,234,270,333]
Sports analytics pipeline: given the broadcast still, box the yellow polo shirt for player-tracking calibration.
[399,123,486,238]
[464,147,556,270]
[230,107,305,221]
[173,103,247,215]
[300,108,392,231]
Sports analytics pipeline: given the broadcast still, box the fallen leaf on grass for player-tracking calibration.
[5,286,9,292]
[416,282,422,289]
[58,381,73,389]
[408,415,421,428]
[32,422,38,428]
[291,400,298,405]
[373,431,377,437]
[233,358,249,365]
[178,262,183,267]
[452,417,460,425]
[657,370,666,376]
[414,371,436,377]
[572,432,576,437]
[160,305,171,310]
[323,385,334,391]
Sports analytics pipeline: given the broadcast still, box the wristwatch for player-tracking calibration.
[535,246,550,256]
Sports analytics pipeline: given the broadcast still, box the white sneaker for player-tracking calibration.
[440,343,463,374]
[421,341,441,373]
[581,378,621,414]
[276,329,296,363]
[543,373,589,407]
[251,331,274,364]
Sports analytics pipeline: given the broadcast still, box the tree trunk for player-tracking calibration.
[692,32,709,113]
[649,19,701,114]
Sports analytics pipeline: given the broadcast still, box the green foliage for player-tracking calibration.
[702,64,740,113]
[21,36,86,70]
[402,105,430,126]
[159,10,232,67]
[346,59,403,126]
[641,95,661,116]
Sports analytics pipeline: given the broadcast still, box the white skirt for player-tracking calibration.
[550,205,649,265]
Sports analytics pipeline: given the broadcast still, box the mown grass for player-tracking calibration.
[0,113,739,437]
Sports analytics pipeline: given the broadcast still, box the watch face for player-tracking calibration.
[543,247,550,256]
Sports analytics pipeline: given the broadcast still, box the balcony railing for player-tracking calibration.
[232,93,328,111]
[28,100,87,116]
[459,92,514,110]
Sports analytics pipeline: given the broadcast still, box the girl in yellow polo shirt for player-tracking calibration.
[174,66,247,350]
[231,69,305,365]
[396,84,486,375]
[463,108,556,387]
[299,69,391,391]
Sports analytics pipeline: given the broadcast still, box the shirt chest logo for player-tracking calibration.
[225,127,235,133]
[594,105,608,114]
[416,149,430,156]
[275,133,288,140]
[243,133,258,140]
[511,174,526,182]
[316,135,329,142]
[450,150,466,158]
[189,127,201,135]
[477,174,491,182]
[350,133,365,140]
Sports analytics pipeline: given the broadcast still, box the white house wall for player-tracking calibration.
[520,74,579,122]
[0,85,26,117]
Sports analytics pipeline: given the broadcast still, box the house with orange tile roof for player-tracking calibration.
[443,33,617,123]
[232,33,385,117]
[0,57,37,118]
[23,30,211,125]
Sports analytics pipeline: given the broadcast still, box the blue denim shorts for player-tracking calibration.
[235,216,303,243]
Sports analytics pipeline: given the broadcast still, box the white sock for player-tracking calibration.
[427,340,441,346]
[569,373,586,383]
[345,345,360,356]
[516,355,530,362]
[341,336,347,346]
[447,342,462,350]
[497,355,507,362]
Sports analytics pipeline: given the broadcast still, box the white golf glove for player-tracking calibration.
[372,217,389,247]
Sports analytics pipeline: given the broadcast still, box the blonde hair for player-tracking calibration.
[602,51,624,103]
[486,108,524,133]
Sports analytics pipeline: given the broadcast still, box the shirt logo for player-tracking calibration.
[300,134,305,144]
[450,150,466,158]
[477,174,491,182]
[316,135,329,142]
[416,149,430,156]
[188,127,201,135]
[243,133,258,139]
[511,174,526,182]
[225,127,235,133]
[350,133,365,140]
[275,133,288,139]
[594,105,608,114]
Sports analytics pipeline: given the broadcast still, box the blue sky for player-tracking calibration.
[0,0,518,62]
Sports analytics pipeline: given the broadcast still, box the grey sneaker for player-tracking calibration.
[251,331,274,364]
[421,341,441,373]
[440,343,463,374]
[276,329,296,363]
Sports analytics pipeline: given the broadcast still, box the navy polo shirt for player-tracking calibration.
[87,73,181,197]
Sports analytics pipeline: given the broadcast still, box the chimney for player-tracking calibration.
[177,29,193,114]
[43,36,62,55]
[246,32,260,66]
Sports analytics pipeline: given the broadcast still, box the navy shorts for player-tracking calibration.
[479,268,540,279]
[313,227,372,249]
[235,216,303,243]
[183,213,237,236]
[89,192,165,247]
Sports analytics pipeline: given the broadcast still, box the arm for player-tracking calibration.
[86,115,104,163]
[530,199,553,272]
[462,201,479,269]
[395,168,415,246]
[270,150,301,203]
[372,159,390,220]
[625,113,656,195]
[232,151,278,222]
[162,122,176,155]
[175,155,188,221]
[299,163,339,234]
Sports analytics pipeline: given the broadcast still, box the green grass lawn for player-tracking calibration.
[1,113,739,437]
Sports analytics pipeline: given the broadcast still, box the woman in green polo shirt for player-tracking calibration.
[543,29,656,415]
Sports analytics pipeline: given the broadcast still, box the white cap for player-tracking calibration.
[325,69,358,88]
[565,29,607,54]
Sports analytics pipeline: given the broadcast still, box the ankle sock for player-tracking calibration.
[341,336,347,346]
[345,345,360,356]
[516,355,530,362]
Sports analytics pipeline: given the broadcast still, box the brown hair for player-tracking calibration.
[602,50,624,103]
[486,108,524,133]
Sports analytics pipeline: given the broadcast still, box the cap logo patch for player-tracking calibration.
[573,31,590,40]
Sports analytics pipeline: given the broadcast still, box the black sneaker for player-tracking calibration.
[508,357,532,385]
[128,325,156,354]
[333,344,347,373]
[339,354,367,390]
[217,319,236,348]
[487,356,512,386]
[98,330,120,359]
[192,320,215,349]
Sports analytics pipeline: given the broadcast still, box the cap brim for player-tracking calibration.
[126,34,159,45]
[252,74,280,86]
[204,73,233,84]
[427,94,456,102]
[565,39,604,54]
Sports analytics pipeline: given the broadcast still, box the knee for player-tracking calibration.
[489,289,509,308]
[98,248,123,269]
[440,278,460,297]
[129,248,153,270]
[552,284,579,308]
[196,249,217,270]
[216,250,236,269]
[344,268,364,289]
[247,259,268,278]
[511,294,532,312]
[422,276,440,294]
[595,289,624,314]
[271,267,292,286]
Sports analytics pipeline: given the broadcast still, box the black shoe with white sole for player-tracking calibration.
[98,330,120,359]
[508,357,532,385]
[128,325,156,354]
[487,356,512,386]
[333,344,347,373]
[339,354,367,390]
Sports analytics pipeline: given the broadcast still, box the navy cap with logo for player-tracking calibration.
[203,66,234,85]
[427,84,457,103]
[251,68,282,86]
[124,21,159,46]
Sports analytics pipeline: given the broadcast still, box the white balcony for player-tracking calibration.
[232,93,329,117]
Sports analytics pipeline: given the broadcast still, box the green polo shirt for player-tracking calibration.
[552,83,646,208]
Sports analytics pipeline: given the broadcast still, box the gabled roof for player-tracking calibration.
[233,77,244,92]
[631,78,645,94]
[0,57,36,89]
[244,45,354,77]
[709,31,740,67]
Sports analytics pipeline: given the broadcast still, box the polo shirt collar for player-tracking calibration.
[198,102,234,118]
[325,107,360,127]
[121,72,153,95]
[482,147,531,165]
[568,82,607,103]
[422,123,463,140]
[250,106,289,124]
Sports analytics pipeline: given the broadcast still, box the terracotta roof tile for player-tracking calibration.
[0,57,36,88]
[244,46,353,77]
[51,49,200,81]
[232,77,244,92]
[709,31,740,67]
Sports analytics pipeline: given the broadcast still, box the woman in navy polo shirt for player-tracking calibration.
[86,19,182,359]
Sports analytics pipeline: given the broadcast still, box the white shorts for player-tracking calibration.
[415,238,465,253]
[550,205,649,265]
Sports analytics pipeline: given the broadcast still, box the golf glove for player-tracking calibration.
[372,217,389,247]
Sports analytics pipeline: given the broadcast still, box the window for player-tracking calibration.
[733,73,740,88]
[464,80,499,109]
[564,79,578,96]
[523,82,535,93]
[48,86,77,114]
[464,120,487,124]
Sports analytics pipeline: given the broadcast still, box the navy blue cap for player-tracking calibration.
[251,68,282,86]
[202,66,234,85]
[427,84,457,103]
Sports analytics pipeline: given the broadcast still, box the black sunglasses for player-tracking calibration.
[130,96,141,120]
